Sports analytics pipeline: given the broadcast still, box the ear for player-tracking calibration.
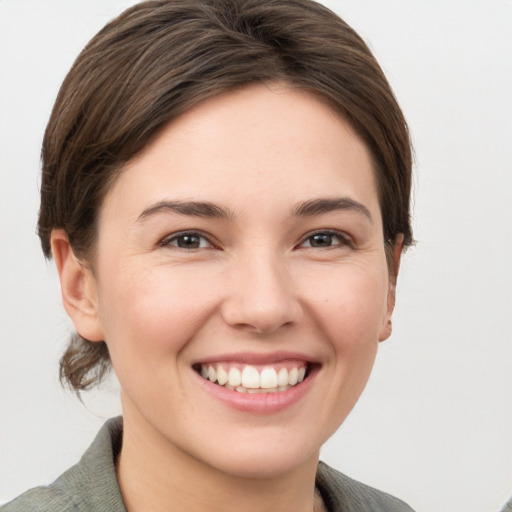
[378,234,404,342]
[50,229,104,342]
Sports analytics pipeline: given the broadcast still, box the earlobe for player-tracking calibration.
[378,234,404,342]
[50,229,104,342]
[379,319,393,342]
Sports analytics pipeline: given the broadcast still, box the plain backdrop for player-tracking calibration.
[1,1,511,511]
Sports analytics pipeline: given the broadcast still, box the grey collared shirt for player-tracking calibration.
[2,417,415,511]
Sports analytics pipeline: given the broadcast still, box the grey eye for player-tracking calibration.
[308,234,334,247]
[163,232,211,249]
[300,231,349,249]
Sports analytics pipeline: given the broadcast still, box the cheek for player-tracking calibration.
[299,266,388,441]
[305,263,390,349]
[96,263,220,360]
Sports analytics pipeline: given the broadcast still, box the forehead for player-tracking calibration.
[101,83,380,223]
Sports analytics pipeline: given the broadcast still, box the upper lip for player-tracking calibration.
[192,351,318,366]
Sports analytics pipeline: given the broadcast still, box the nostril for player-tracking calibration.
[221,301,303,335]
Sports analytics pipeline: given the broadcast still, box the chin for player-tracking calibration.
[204,439,320,480]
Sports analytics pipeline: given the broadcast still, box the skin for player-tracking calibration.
[52,83,402,512]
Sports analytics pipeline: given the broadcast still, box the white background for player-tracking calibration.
[1,1,511,511]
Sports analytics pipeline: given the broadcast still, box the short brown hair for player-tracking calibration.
[38,0,413,392]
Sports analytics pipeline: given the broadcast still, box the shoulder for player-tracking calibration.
[316,461,415,512]
[2,417,126,512]
[1,484,76,512]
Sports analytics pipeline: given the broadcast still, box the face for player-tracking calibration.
[69,83,399,479]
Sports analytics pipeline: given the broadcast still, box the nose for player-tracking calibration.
[220,250,303,334]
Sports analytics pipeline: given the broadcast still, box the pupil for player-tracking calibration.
[178,235,200,248]
[311,234,331,247]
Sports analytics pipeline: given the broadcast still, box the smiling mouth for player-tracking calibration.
[194,362,312,394]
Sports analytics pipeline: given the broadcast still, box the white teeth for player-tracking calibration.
[228,367,242,387]
[288,367,298,386]
[217,365,228,385]
[260,367,278,389]
[278,367,289,387]
[199,363,309,392]
[241,366,260,388]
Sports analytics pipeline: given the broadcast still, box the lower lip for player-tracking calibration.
[195,367,318,414]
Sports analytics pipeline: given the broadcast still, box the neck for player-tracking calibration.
[116,407,320,512]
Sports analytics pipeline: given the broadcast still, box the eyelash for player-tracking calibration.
[160,231,215,250]
[297,229,353,250]
[160,229,352,251]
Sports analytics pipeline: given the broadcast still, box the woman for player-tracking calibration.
[3,0,414,510]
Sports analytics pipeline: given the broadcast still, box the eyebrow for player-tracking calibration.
[291,197,373,223]
[137,200,234,222]
[136,197,372,224]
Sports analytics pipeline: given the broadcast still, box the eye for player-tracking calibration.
[161,231,213,250]
[299,230,351,249]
